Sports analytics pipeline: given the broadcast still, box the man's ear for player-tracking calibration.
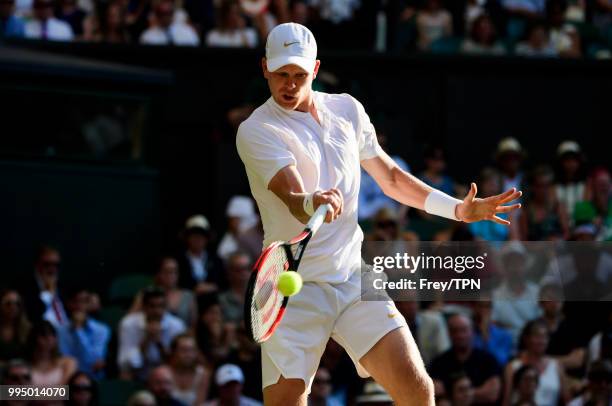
[313,60,321,79]
[262,58,270,79]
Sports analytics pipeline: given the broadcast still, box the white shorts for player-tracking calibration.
[261,269,407,393]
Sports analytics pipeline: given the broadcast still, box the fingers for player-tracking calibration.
[491,215,511,226]
[494,188,522,204]
[495,203,522,213]
[314,188,344,223]
[465,182,477,202]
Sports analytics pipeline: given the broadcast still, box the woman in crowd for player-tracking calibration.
[168,333,210,406]
[503,320,570,406]
[206,0,258,48]
[66,371,98,406]
[195,293,235,365]
[416,0,452,50]
[27,320,77,386]
[461,14,507,55]
[0,289,31,364]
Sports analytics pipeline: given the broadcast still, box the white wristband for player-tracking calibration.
[303,193,315,216]
[424,190,462,221]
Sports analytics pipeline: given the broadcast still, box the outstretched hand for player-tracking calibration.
[455,183,522,225]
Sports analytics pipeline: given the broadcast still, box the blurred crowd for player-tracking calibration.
[0,134,610,406]
[0,0,611,58]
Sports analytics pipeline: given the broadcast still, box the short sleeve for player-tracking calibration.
[351,96,382,161]
[236,122,297,188]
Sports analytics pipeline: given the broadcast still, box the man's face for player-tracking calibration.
[157,258,179,288]
[219,381,242,402]
[228,255,251,289]
[36,250,61,281]
[148,368,174,399]
[144,296,166,320]
[448,315,473,350]
[262,60,320,111]
[68,291,90,315]
[175,337,197,367]
[155,1,173,28]
[5,365,31,385]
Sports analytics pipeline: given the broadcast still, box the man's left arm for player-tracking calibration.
[361,149,522,224]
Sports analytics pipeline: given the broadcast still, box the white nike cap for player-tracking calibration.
[265,23,317,73]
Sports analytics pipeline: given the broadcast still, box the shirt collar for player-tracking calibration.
[267,91,321,120]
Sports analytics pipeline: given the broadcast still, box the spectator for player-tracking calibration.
[309,366,343,406]
[20,245,68,327]
[140,0,200,45]
[2,359,33,406]
[98,1,130,42]
[0,289,31,364]
[502,320,570,406]
[593,0,612,36]
[148,365,186,406]
[461,14,506,55]
[555,140,587,225]
[447,372,475,406]
[66,371,97,406]
[464,0,486,32]
[218,251,251,325]
[430,313,502,405]
[178,215,225,294]
[206,0,258,48]
[0,0,25,37]
[468,168,512,245]
[203,363,262,406]
[26,320,77,386]
[568,360,612,406]
[217,196,259,262]
[492,241,541,346]
[519,165,570,241]
[195,293,235,364]
[416,0,452,51]
[515,21,557,57]
[419,145,455,196]
[289,0,308,26]
[394,292,451,367]
[225,325,262,401]
[574,167,611,241]
[56,287,110,380]
[118,287,186,381]
[495,137,525,193]
[472,300,514,366]
[355,380,393,405]
[547,0,581,57]
[127,390,157,406]
[168,333,210,406]
[511,365,539,406]
[364,208,419,255]
[55,0,86,37]
[131,257,197,328]
[241,0,289,41]
[24,0,74,40]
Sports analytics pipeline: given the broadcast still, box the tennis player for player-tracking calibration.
[236,23,521,406]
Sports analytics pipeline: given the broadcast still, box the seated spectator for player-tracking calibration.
[511,365,539,406]
[309,366,343,406]
[555,141,587,226]
[419,145,455,196]
[364,208,419,259]
[446,372,475,406]
[395,292,451,367]
[519,165,569,241]
[0,289,31,364]
[468,168,512,245]
[55,0,85,37]
[492,241,541,346]
[240,0,289,42]
[225,325,262,401]
[0,0,25,37]
[461,14,506,55]
[56,287,110,379]
[430,313,502,405]
[496,137,525,193]
[178,215,225,294]
[27,320,77,386]
[168,333,210,405]
[567,360,612,406]
[118,287,186,381]
[195,293,235,364]
[97,1,130,43]
[2,359,33,406]
[574,167,611,241]
[217,196,259,262]
[472,300,514,366]
[127,390,157,406]
[416,0,452,51]
[465,0,486,32]
[66,371,97,406]
[24,0,73,40]
[218,251,251,325]
[148,365,186,406]
[502,320,570,406]
[547,0,581,57]
[131,256,197,328]
[206,0,258,48]
[355,380,393,405]
[592,0,612,36]
[515,21,557,57]
[203,363,262,406]
[140,0,200,46]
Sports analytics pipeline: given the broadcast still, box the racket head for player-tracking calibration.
[244,241,290,343]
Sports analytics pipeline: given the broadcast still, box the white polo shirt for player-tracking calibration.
[236,91,381,283]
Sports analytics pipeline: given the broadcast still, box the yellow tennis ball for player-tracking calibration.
[278,271,303,297]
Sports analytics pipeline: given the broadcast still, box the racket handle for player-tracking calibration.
[306,203,333,234]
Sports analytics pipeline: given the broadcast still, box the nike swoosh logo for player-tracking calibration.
[283,41,299,47]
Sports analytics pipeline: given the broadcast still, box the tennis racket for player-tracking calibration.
[244,203,332,344]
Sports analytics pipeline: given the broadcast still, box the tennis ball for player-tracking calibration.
[278,271,303,297]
